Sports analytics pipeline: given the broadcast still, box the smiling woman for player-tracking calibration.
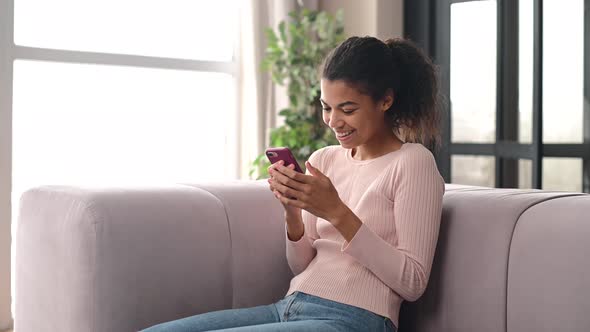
[268,36,445,332]
[142,36,445,332]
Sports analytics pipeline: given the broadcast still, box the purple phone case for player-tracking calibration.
[265,147,304,173]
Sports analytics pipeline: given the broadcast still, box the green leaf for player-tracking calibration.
[265,28,279,47]
[278,108,292,117]
[278,21,287,43]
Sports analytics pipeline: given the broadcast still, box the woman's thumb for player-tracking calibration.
[305,161,321,176]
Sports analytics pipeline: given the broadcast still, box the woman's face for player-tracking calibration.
[320,79,393,149]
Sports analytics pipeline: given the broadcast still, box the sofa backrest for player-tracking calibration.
[16,181,590,332]
[191,181,590,331]
[182,181,293,308]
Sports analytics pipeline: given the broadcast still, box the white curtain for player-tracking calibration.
[238,0,318,179]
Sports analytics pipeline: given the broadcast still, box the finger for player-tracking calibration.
[268,162,283,180]
[272,167,308,191]
[267,160,284,175]
[275,190,305,208]
[276,164,314,185]
[271,178,304,200]
[304,161,324,178]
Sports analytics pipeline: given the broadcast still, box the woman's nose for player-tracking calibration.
[327,112,343,129]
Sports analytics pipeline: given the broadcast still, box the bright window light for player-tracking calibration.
[519,0,533,143]
[14,0,238,61]
[12,60,234,191]
[450,0,497,144]
[542,0,584,143]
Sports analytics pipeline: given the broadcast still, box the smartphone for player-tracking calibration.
[265,147,304,173]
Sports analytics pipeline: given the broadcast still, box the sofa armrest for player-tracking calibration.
[15,184,233,332]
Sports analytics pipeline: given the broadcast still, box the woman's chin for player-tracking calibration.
[338,141,352,147]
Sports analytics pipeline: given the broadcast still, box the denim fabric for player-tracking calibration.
[140,291,397,332]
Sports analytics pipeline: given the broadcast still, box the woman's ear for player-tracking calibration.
[382,89,394,112]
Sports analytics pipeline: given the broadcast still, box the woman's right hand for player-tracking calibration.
[268,161,302,217]
[268,160,306,241]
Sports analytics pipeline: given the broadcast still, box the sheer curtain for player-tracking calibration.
[238,0,318,179]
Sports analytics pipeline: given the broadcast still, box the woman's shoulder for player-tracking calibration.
[393,143,441,180]
[377,143,437,177]
[399,142,436,162]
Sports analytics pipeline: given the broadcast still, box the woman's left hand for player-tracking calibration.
[269,160,348,223]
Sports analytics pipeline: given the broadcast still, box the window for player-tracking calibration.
[405,0,590,193]
[1,0,239,324]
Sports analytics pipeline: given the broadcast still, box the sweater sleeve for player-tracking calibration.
[285,149,323,275]
[340,147,445,301]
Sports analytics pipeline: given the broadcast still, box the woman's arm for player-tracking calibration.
[333,149,445,301]
[285,209,318,275]
[283,149,324,275]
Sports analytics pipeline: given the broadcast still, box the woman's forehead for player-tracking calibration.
[320,79,365,102]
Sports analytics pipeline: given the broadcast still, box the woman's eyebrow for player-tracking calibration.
[320,99,359,108]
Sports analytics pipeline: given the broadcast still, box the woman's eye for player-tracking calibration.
[322,108,356,114]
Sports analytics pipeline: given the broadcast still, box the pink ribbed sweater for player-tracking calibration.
[284,143,445,327]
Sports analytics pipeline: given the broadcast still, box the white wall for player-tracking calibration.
[0,1,13,330]
[320,0,404,40]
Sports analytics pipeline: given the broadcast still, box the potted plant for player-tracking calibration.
[250,7,345,179]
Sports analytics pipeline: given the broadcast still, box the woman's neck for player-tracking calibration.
[351,132,404,161]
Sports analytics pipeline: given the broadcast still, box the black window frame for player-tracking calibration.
[405,0,590,193]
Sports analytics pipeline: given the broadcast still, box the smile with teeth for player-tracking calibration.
[336,130,355,138]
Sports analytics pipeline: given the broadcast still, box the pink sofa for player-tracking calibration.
[14,181,590,331]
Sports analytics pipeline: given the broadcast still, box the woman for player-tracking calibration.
[142,36,445,332]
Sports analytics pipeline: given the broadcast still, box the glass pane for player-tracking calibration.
[450,1,497,143]
[451,155,495,187]
[519,0,533,143]
[543,157,583,192]
[543,0,584,143]
[14,0,237,61]
[518,159,533,189]
[12,60,235,192]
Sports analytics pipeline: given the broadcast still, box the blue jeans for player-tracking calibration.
[140,291,397,332]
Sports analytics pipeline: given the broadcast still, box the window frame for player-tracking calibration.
[405,0,590,192]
